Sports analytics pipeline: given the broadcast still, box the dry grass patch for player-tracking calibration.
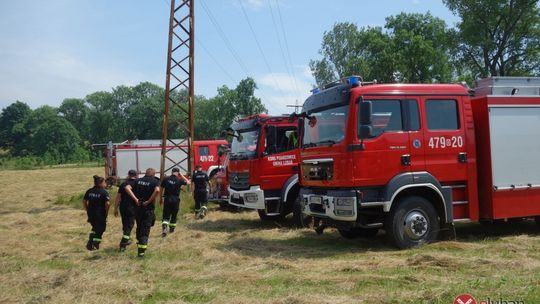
[0,167,539,303]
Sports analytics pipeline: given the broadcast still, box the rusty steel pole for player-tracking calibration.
[160,0,195,188]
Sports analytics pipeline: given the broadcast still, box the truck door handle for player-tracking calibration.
[401,154,411,166]
[458,152,468,163]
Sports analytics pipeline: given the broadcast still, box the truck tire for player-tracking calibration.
[338,227,379,239]
[535,216,540,228]
[385,196,440,249]
[292,197,313,228]
[257,209,283,221]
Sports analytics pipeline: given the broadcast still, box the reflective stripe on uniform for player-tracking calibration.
[162,221,169,225]
[169,223,177,227]
[122,235,130,240]
[93,238,102,242]
[137,244,148,249]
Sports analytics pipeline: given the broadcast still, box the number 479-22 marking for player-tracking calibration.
[428,136,463,149]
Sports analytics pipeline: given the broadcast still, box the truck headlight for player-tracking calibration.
[244,193,258,203]
[335,197,354,207]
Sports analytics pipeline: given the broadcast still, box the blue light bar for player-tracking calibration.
[311,88,321,95]
[349,76,360,87]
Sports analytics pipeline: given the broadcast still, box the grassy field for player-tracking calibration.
[0,167,539,303]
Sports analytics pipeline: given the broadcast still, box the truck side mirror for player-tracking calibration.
[359,125,373,139]
[359,99,372,125]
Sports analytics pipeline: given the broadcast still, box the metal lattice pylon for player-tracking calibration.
[160,0,195,180]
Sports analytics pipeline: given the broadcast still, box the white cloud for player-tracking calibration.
[0,43,157,108]
[245,0,264,10]
[412,0,420,5]
[255,68,316,115]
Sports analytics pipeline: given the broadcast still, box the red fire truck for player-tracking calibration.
[227,114,309,226]
[297,76,540,248]
[101,139,228,185]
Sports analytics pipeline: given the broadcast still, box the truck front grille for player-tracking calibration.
[229,172,250,190]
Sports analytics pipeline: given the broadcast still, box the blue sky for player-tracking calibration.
[0,0,459,114]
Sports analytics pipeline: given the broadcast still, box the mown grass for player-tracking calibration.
[0,167,539,303]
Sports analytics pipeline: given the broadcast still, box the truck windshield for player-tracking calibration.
[230,129,259,160]
[302,105,349,148]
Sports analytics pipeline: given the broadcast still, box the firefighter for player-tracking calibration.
[192,164,210,219]
[161,167,191,237]
[113,169,138,251]
[125,168,160,258]
[82,175,110,251]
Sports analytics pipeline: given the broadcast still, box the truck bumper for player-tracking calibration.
[228,186,265,210]
[300,188,358,222]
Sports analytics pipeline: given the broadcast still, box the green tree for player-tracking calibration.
[444,0,540,77]
[309,23,396,87]
[194,78,267,140]
[59,98,89,138]
[310,13,455,86]
[385,12,454,83]
[30,115,84,163]
[85,91,117,144]
[0,101,31,153]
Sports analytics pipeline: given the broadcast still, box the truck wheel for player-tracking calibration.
[535,216,540,228]
[293,197,312,228]
[338,227,379,239]
[385,196,439,249]
[257,209,283,221]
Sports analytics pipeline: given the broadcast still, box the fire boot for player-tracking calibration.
[86,232,94,251]
[161,223,168,238]
[137,244,147,258]
[119,235,131,252]
[92,237,101,250]
[197,206,208,219]
[169,223,176,233]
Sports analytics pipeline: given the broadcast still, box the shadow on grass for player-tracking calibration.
[189,213,539,258]
[219,229,395,259]
[186,213,298,233]
[454,219,539,242]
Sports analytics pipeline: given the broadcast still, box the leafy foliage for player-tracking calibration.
[444,0,540,77]
[0,78,265,167]
[310,13,455,86]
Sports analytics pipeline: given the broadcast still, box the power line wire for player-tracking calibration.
[198,0,279,112]
[237,0,289,101]
[267,0,301,102]
[274,0,302,100]
[160,0,279,113]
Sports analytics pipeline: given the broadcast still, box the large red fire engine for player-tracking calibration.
[297,76,540,248]
[227,114,308,226]
[101,139,228,185]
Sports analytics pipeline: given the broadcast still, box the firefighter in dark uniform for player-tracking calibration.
[113,169,138,251]
[82,175,110,251]
[125,168,160,258]
[192,164,210,219]
[161,167,191,237]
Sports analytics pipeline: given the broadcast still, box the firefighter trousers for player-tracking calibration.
[194,191,208,210]
[119,204,135,244]
[162,196,180,228]
[135,208,155,246]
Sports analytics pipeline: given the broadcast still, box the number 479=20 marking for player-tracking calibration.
[428,136,464,149]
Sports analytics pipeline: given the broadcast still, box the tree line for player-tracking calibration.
[2,0,539,167]
[310,0,540,87]
[0,78,266,166]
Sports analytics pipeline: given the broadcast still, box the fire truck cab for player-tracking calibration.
[298,76,540,248]
[227,114,308,225]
